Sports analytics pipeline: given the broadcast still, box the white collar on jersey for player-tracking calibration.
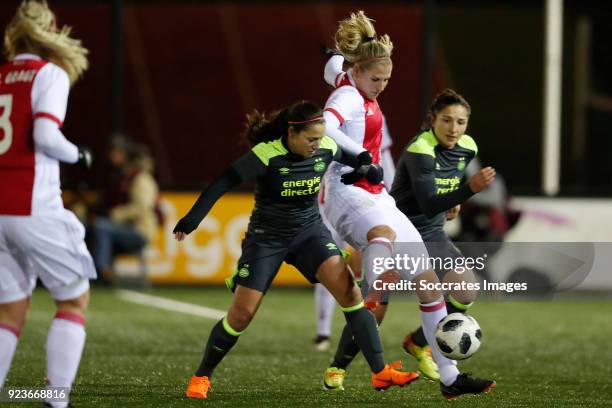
[14,53,42,61]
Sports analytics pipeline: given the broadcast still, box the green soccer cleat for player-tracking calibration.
[323,367,346,391]
[402,333,440,381]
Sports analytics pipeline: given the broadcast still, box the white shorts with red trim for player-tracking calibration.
[0,209,96,303]
[320,179,430,280]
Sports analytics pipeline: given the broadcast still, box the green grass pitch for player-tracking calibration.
[4,287,611,407]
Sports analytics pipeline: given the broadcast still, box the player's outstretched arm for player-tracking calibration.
[173,151,265,239]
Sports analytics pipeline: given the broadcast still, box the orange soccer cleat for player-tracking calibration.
[371,361,420,391]
[186,375,211,399]
[364,299,381,311]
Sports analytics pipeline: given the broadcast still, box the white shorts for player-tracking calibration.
[0,209,96,303]
[320,179,430,279]
[320,208,347,249]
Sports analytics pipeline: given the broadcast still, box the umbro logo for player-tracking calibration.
[366,107,375,116]
[279,167,290,175]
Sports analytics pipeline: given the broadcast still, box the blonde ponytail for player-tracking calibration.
[334,10,393,70]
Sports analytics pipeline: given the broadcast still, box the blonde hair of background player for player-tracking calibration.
[4,0,88,84]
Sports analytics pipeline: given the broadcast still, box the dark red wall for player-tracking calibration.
[1,2,443,188]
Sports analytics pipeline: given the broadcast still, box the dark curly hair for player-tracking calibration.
[242,100,324,146]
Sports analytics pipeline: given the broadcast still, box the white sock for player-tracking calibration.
[0,324,20,389]
[314,283,336,337]
[362,237,394,290]
[419,298,460,386]
[46,312,86,408]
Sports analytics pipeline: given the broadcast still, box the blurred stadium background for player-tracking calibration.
[0,0,609,286]
[2,0,611,406]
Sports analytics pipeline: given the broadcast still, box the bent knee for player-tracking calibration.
[346,285,363,306]
[367,225,397,242]
[0,298,31,330]
[227,307,256,331]
[56,291,90,315]
[335,284,363,309]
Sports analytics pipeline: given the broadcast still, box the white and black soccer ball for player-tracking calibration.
[435,313,482,360]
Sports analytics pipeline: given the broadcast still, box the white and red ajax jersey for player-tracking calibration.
[0,54,71,215]
[324,70,384,194]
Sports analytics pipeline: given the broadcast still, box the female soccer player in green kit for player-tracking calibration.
[391,89,495,368]
[173,100,419,399]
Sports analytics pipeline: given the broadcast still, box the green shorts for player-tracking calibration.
[226,222,342,294]
[422,229,465,280]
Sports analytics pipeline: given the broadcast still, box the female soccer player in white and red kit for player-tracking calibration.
[312,117,394,352]
[0,2,95,407]
[319,11,495,400]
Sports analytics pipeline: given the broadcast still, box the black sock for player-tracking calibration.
[331,324,361,369]
[341,306,385,373]
[411,327,428,347]
[195,318,241,378]
[411,299,469,347]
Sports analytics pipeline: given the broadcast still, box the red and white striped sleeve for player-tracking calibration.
[31,63,78,163]
[323,86,366,156]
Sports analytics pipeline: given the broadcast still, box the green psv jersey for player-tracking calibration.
[390,129,477,236]
[175,135,362,240]
[232,136,341,238]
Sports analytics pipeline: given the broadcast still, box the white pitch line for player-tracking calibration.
[116,289,225,320]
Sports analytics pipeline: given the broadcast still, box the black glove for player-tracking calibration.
[340,168,366,185]
[321,45,343,58]
[341,151,375,185]
[365,163,384,184]
[77,147,93,169]
[173,215,200,235]
[356,150,373,166]
[341,164,384,185]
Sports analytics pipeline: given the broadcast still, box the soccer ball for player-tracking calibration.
[435,313,482,360]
